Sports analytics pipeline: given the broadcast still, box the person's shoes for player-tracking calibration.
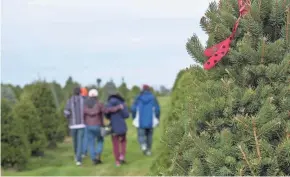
[145,150,152,156]
[141,144,147,155]
[93,159,102,165]
[116,161,121,167]
[119,155,126,164]
[82,154,86,158]
[76,161,82,166]
[141,144,147,151]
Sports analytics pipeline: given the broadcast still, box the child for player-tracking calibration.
[105,93,129,167]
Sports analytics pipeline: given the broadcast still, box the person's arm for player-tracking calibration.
[83,107,87,123]
[154,98,161,119]
[131,96,138,119]
[121,103,130,119]
[98,105,104,126]
[102,104,123,114]
[103,103,112,119]
[63,99,71,118]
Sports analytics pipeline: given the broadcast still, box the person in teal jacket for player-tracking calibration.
[131,85,160,156]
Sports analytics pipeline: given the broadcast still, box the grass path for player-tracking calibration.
[4,97,170,176]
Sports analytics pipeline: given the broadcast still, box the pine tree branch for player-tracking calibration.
[234,116,249,128]
[172,157,188,175]
[252,118,262,161]
[186,34,206,64]
[239,166,245,176]
[286,6,290,44]
[257,120,281,137]
[238,145,256,176]
[260,37,266,64]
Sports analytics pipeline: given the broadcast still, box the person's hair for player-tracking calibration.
[107,93,125,102]
[73,87,81,95]
[85,97,97,108]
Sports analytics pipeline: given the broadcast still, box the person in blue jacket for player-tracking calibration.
[131,84,160,156]
[105,92,129,167]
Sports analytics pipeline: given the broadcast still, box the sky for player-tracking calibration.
[1,0,216,89]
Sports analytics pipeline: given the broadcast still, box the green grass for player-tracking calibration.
[3,97,170,176]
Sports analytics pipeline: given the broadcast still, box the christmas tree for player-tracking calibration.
[12,94,48,156]
[23,81,64,148]
[101,80,118,102]
[118,78,131,106]
[152,0,290,175]
[1,99,30,170]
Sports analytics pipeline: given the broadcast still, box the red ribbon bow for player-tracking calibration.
[203,0,251,70]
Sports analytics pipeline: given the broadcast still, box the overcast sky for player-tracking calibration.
[1,0,215,88]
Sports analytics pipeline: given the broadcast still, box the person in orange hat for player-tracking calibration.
[80,87,89,157]
[80,87,88,97]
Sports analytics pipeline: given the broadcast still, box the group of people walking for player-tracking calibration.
[63,85,160,167]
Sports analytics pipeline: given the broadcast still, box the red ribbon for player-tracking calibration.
[203,0,251,70]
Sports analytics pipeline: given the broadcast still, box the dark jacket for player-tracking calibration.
[105,94,129,135]
[84,98,121,126]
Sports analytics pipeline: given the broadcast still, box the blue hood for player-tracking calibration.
[138,91,155,104]
[131,90,160,128]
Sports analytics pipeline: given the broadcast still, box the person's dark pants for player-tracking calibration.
[71,128,84,162]
[111,134,126,163]
[137,128,153,151]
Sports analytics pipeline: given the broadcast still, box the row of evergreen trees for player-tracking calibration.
[1,82,63,170]
[1,77,156,170]
[151,0,290,175]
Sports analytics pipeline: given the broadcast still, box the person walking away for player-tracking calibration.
[84,89,123,165]
[131,84,160,156]
[80,87,89,157]
[105,93,129,167]
[63,87,85,166]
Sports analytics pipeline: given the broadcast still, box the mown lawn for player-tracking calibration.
[3,96,170,176]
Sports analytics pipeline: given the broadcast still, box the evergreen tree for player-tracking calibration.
[24,81,63,148]
[96,78,102,88]
[101,80,117,102]
[131,85,141,96]
[49,81,64,108]
[153,0,290,175]
[159,85,171,96]
[118,78,130,105]
[1,84,18,105]
[12,94,47,156]
[63,76,80,101]
[57,101,70,137]
[1,99,30,170]
[13,85,23,100]
[128,85,141,108]
[87,84,98,91]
